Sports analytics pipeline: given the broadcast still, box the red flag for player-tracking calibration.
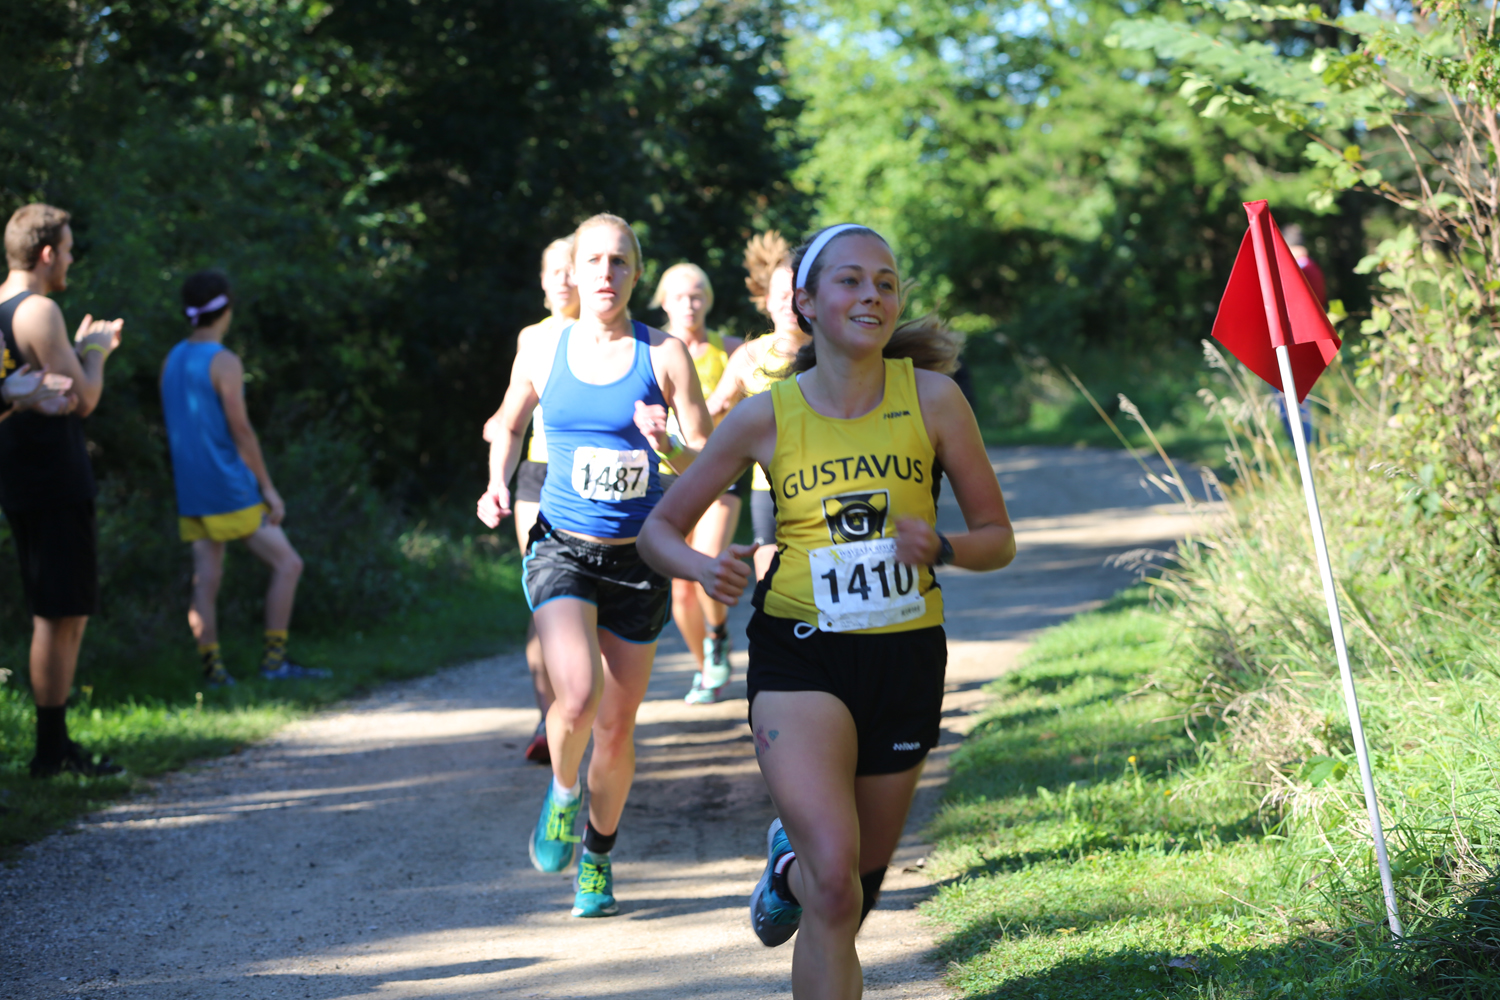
[1211,201,1340,402]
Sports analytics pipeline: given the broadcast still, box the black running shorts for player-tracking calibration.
[5,500,100,619]
[524,516,670,644]
[750,489,776,548]
[514,459,548,504]
[745,611,946,776]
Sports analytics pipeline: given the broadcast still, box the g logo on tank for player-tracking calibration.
[821,490,889,544]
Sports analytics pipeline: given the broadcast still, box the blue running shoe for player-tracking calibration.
[261,660,331,681]
[529,784,581,873]
[572,851,619,917]
[750,817,802,946]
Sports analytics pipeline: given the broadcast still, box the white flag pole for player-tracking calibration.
[1274,345,1403,939]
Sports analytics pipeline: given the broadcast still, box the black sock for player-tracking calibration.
[35,705,69,759]
[771,851,799,906]
[583,822,617,855]
[859,867,888,926]
[711,621,728,639]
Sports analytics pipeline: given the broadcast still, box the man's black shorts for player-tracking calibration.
[746,610,946,775]
[524,516,669,644]
[5,500,99,618]
[514,459,548,504]
[750,489,776,547]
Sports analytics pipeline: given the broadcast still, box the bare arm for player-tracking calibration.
[11,297,121,417]
[636,333,715,472]
[894,372,1016,571]
[638,394,774,604]
[477,340,543,528]
[212,350,284,524]
[706,342,753,418]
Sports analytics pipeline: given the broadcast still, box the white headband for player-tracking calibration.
[795,224,869,290]
[185,294,229,321]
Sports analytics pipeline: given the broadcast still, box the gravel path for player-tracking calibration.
[0,447,1213,1000]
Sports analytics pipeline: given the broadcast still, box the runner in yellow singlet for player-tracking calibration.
[649,262,744,703]
[707,232,810,580]
[483,235,579,762]
[639,224,1016,998]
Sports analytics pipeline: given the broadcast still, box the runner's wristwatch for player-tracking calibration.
[934,532,955,567]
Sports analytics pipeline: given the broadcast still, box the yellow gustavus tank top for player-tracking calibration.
[760,357,944,634]
[692,330,730,397]
[744,337,798,491]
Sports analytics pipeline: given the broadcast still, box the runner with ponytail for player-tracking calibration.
[639,224,1015,997]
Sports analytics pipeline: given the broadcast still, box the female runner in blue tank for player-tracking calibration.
[477,213,713,919]
[639,225,1016,997]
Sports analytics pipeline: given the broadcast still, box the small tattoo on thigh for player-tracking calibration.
[755,726,779,756]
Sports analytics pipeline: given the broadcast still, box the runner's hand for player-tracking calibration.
[477,487,512,529]
[895,517,940,566]
[700,543,756,605]
[633,400,672,454]
[263,486,287,526]
[74,314,124,353]
[1,364,72,409]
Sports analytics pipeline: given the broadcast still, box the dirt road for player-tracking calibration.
[1,447,1213,999]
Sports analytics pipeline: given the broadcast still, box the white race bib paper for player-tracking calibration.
[571,447,650,502]
[807,538,926,632]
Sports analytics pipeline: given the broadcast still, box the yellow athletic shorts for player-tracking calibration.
[179,503,268,543]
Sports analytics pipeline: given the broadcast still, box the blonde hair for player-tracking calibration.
[540,235,574,274]
[744,231,792,315]
[572,213,642,276]
[649,262,714,311]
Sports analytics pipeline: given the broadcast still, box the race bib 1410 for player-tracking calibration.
[571,447,650,502]
[807,538,926,632]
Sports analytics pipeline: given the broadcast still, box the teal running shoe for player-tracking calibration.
[684,639,731,705]
[571,851,619,917]
[529,784,581,873]
[750,817,802,946]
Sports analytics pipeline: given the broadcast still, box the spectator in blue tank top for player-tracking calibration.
[160,271,326,687]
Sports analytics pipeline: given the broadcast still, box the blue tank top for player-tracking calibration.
[161,340,263,518]
[538,322,666,538]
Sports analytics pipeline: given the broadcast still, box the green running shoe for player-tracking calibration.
[750,817,802,946]
[529,784,581,873]
[683,671,719,705]
[572,850,619,917]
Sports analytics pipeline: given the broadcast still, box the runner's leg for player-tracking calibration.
[514,500,556,717]
[533,597,605,789]
[853,764,924,923]
[752,689,863,1000]
[692,494,740,631]
[244,524,303,632]
[583,629,657,837]
[670,519,707,670]
[188,540,226,646]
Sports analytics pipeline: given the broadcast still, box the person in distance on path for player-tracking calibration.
[639,224,1016,998]
[707,232,809,582]
[483,236,579,763]
[160,270,326,686]
[477,213,713,919]
[648,262,743,704]
[0,203,125,778]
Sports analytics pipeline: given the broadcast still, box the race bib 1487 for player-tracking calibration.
[571,446,650,502]
[807,538,926,632]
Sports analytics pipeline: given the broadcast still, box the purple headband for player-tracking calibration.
[184,295,229,321]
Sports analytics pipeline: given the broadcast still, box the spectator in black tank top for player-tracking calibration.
[0,203,126,778]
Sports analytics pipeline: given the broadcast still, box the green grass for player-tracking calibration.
[0,552,530,858]
[921,587,1449,1000]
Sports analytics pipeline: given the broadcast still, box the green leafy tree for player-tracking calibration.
[788,0,1338,352]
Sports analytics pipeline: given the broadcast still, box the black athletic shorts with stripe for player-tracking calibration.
[523,514,670,644]
[745,609,946,776]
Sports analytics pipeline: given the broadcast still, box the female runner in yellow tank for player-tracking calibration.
[706,233,810,581]
[639,224,1015,998]
[649,263,743,703]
